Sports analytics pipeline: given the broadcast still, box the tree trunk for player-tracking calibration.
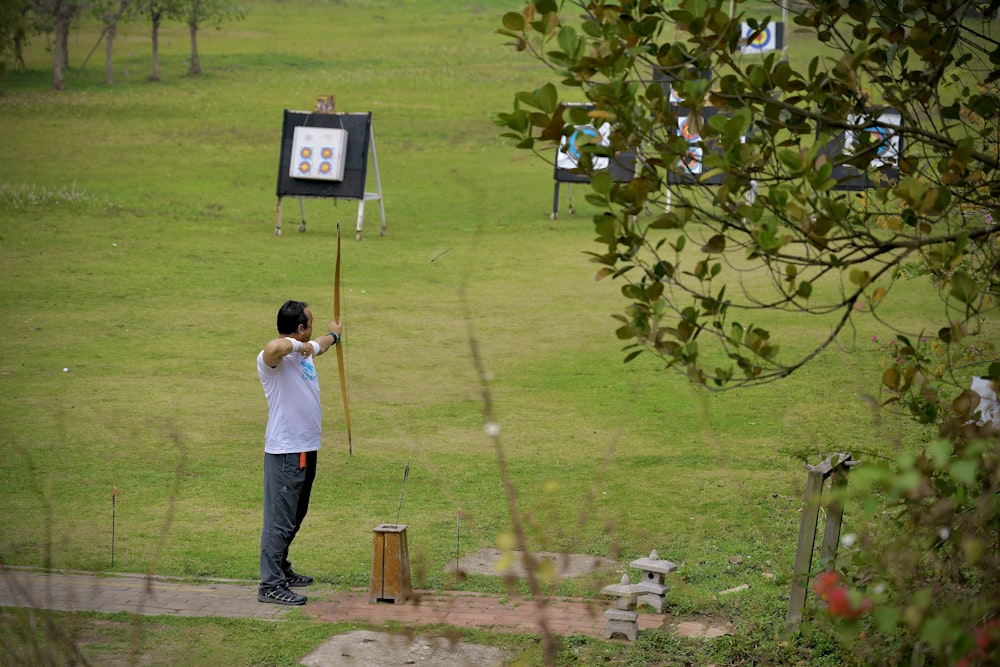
[150,13,161,81]
[60,18,69,70]
[53,14,68,89]
[188,22,200,75]
[14,29,26,72]
[105,22,116,83]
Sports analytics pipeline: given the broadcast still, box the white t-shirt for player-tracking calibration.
[257,348,322,454]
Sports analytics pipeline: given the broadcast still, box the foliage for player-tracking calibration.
[494,0,1000,664]
[494,0,999,391]
[175,0,247,75]
[29,0,85,88]
[0,0,31,75]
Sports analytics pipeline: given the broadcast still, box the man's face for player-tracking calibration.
[296,308,314,341]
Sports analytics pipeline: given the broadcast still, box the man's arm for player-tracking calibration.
[262,337,308,368]
[314,320,343,356]
[262,321,342,367]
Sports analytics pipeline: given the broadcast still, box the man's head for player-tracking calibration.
[276,300,313,339]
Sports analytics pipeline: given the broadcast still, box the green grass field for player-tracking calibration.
[0,0,959,664]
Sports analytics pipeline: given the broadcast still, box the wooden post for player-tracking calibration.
[786,453,855,631]
[370,524,412,604]
[820,465,850,565]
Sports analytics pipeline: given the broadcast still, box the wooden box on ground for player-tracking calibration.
[369,524,411,604]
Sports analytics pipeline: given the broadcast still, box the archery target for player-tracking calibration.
[677,115,703,175]
[289,126,348,181]
[557,122,611,170]
[844,109,901,169]
[740,22,783,53]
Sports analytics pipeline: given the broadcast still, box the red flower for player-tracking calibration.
[826,586,871,619]
[812,571,842,599]
[812,571,871,619]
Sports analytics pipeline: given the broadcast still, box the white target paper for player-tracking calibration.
[557,122,611,171]
[844,109,901,169]
[740,22,783,53]
[677,115,704,175]
[290,126,348,181]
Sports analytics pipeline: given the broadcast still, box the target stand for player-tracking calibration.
[275,109,386,240]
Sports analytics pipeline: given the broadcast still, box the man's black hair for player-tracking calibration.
[276,300,309,334]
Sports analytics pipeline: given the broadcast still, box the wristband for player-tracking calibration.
[286,338,303,353]
[328,332,340,345]
[309,341,321,355]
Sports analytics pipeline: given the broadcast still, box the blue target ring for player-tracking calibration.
[567,126,600,162]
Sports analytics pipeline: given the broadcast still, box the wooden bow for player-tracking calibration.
[335,222,353,455]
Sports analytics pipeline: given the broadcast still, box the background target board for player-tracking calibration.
[552,105,634,184]
[845,109,902,169]
[666,107,731,186]
[818,107,903,190]
[557,122,611,171]
[677,114,704,176]
[290,126,348,181]
[276,111,371,199]
[740,22,784,53]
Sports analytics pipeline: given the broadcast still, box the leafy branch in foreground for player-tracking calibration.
[496,0,1000,664]
[494,0,999,392]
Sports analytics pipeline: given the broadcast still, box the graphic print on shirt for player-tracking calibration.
[300,358,317,383]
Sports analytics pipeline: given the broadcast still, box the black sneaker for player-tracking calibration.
[258,586,307,605]
[285,570,314,587]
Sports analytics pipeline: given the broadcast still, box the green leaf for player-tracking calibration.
[590,170,613,195]
[948,271,979,304]
[701,234,726,253]
[501,11,525,31]
[949,459,977,486]
[537,83,558,114]
[557,26,578,55]
[874,606,900,634]
[849,269,871,288]
[882,367,900,390]
[920,615,953,652]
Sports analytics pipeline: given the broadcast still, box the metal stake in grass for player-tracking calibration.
[394,458,410,527]
[111,486,118,567]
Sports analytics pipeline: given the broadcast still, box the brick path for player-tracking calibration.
[0,568,730,641]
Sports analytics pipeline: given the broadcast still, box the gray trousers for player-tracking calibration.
[259,451,316,591]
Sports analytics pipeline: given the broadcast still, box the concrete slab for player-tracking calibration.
[444,548,618,578]
[299,629,506,667]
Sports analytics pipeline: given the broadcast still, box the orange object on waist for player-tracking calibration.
[299,452,306,469]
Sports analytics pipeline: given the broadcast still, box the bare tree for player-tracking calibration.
[30,0,85,89]
[138,0,177,82]
[176,0,244,76]
[92,0,131,83]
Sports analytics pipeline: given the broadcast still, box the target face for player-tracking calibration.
[557,122,611,170]
[289,126,348,181]
[844,109,901,168]
[677,115,703,175]
[740,22,783,53]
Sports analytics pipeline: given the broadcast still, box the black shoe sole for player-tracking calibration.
[258,593,307,605]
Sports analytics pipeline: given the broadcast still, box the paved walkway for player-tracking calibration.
[0,568,731,641]
[0,569,667,635]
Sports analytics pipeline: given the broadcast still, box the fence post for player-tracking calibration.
[786,452,856,631]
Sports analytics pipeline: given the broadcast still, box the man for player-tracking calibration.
[256,300,342,605]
